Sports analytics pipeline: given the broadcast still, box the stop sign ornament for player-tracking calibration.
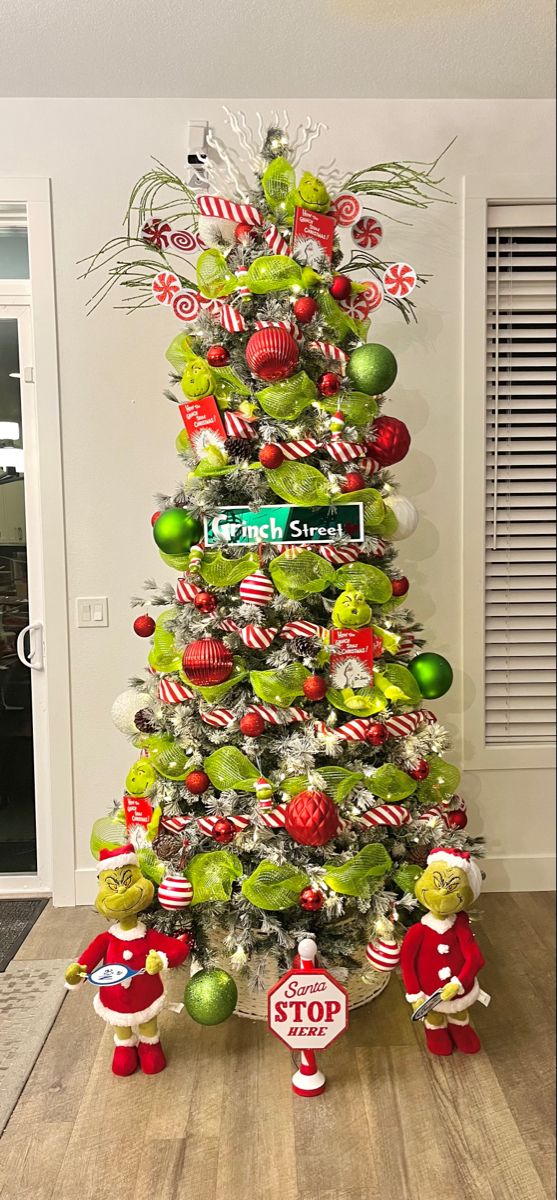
[268,937,349,1096]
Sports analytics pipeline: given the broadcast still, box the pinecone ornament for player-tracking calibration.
[134,707,159,734]
[224,436,253,462]
[153,832,183,865]
[292,636,321,663]
[284,789,340,847]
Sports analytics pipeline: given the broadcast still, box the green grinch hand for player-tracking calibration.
[145,950,165,976]
[65,961,86,986]
[440,980,461,1002]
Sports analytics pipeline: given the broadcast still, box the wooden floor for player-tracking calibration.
[0,894,554,1200]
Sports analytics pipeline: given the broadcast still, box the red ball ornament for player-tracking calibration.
[150,511,161,527]
[302,675,328,702]
[258,444,285,470]
[341,470,366,493]
[391,576,410,598]
[245,327,299,382]
[239,712,266,738]
[206,345,230,367]
[446,809,468,830]
[235,222,255,244]
[185,769,210,795]
[182,638,233,687]
[369,415,411,467]
[318,372,342,397]
[329,275,351,302]
[133,614,156,638]
[366,722,388,747]
[194,591,217,614]
[284,790,340,847]
[408,759,430,781]
[299,887,325,912]
[293,295,318,324]
[211,817,236,845]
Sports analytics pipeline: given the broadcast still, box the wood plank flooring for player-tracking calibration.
[0,893,554,1200]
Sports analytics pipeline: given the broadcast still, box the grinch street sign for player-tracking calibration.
[204,503,363,547]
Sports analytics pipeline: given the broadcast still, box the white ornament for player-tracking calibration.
[385,495,419,541]
[111,689,150,736]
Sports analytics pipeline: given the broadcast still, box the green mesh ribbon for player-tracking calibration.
[159,549,192,572]
[323,844,392,898]
[282,767,363,804]
[182,659,247,702]
[370,764,417,802]
[211,365,250,397]
[90,815,127,860]
[261,157,296,213]
[264,462,331,506]
[372,506,399,539]
[316,288,359,341]
[148,608,182,674]
[334,562,393,603]
[147,735,195,781]
[192,461,236,479]
[373,624,401,656]
[166,331,196,373]
[196,248,237,298]
[335,488,385,531]
[416,758,461,805]
[257,372,317,420]
[394,863,423,893]
[270,550,335,599]
[325,392,378,429]
[375,664,422,706]
[326,686,387,717]
[204,746,260,792]
[250,662,310,708]
[242,861,309,911]
[186,851,243,905]
[199,549,259,589]
[138,847,166,885]
[246,255,302,294]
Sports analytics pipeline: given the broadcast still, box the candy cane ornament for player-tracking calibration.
[197,195,264,227]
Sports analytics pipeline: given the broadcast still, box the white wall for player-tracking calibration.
[0,98,554,900]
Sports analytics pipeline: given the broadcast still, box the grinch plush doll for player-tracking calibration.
[64,844,191,1076]
[400,848,488,1056]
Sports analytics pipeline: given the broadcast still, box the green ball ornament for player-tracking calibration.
[184,968,238,1025]
[153,509,202,556]
[346,344,398,395]
[408,652,454,699]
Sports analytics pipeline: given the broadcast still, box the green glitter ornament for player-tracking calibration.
[184,967,238,1025]
[408,652,454,699]
[346,344,398,395]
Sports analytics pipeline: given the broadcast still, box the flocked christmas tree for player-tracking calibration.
[85,110,479,1019]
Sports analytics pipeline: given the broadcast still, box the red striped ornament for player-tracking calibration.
[161,815,193,834]
[197,814,250,837]
[259,804,289,829]
[158,677,196,703]
[365,938,401,972]
[262,224,291,256]
[418,805,451,829]
[325,440,369,463]
[199,707,236,728]
[223,410,257,440]
[359,805,411,827]
[246,703,310,726]
[281,620,327,640]
[239,571,274,606]
[197,194,264,227]
[318,544,360,566]
[240,625,278,650]
[176,578,202,604]
[309,341,348,366]
[157,875,193,910]
[199,295,247,333]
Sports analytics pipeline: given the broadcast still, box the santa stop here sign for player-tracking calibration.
[268,967,349,1051]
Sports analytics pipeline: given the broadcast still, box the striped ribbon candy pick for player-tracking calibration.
[197,814,251,836]
[160,815,194,834]
[158,678,196,704]
[176,578,201,604]
[197,195,264,227]
[223,411,257,440]
[259,804,289,829]
[325,440,369,463]
[308,340,348,367]
[199,707,237,728]
[262,224,291,256]
[318,544,361,566]
[418,805,451,828]
[280,437,321,461]
[359,805,411,827]
[281,620,327,640]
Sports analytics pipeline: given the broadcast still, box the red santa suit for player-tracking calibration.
[71,921,189,1026]
[400,910,485,1013]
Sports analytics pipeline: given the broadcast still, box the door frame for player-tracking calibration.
[0,178,74,903]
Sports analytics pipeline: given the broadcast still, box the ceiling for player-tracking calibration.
[0,0,554,98]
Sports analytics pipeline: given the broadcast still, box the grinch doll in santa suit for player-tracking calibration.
[400,848,488,1056]
[64,844,191,1076]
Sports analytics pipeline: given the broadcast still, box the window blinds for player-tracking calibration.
[485,204,556,745]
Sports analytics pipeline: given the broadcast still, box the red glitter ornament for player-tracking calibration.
[133,614,156,638]
[185,769,210,795]
[318,372,342,397]
[391,576,410,597]
[369,415,411,467]
[284,790,340,847]
[150,511,161,526]
[329,275,351,302]
[181,638,233,687]
[302,675,328,701]
[408,759,430,781]
[194,591,217,614]
[299,887,325,912]
[211,817,236,845]
[446,809,468,830]
[206,345,230,367]
[245,327,299,382]
[341,470,366,493]
[258,444,285,470]
[366,722,388,747]
[235,222,255,244]
[239,712,266,737]
[293,295,318,324]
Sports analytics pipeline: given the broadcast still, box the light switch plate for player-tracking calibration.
[76,596,108,627]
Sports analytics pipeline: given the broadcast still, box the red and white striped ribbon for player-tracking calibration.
[246,703,310,726]
[158,677,195,703]
[371,539,389,557]
[240,625,278,650]
[223,411,257,440]
[383,710,436,739]
[418,805,451,828]
[396,635,416,656]
[318,544,360,565]
[199,295,246,333]
[259,804,289,829]
[176,578,201,604]
[199,707,236,728]
[360,804,411,827]
[161,815,194,834]
[325,440,369,463]
[262,224,291,256]
[280,437,320,460]
[235,266,251,297]
[308,341,348,365]
[281,620,327,640]
[255,318,301,342]
[197,194,264,227]
[359,456,381,477]
[197,814,251,837]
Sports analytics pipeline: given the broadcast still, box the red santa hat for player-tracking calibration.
[426,847,482,901]
[96,843,138,876]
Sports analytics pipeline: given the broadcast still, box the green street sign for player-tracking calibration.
[203,504,363,547]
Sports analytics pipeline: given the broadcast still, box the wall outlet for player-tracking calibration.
[76,596,108,627]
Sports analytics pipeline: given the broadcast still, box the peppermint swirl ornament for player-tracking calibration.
[331,193,362,227]
[152,271,181,305]
[168,229,198,253]
[383,262,417,298]
[342,280,384,320]
[172,290,201,322]
[142,219,171,249]
[351,216,384,249]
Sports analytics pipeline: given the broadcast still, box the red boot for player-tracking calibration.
[448,1020,481,1053]
[138,1038,167,1074]
[112,1040,139,1077]
[424,1023,453,1056]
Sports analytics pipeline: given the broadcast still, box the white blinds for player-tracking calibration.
[485,205,556,745]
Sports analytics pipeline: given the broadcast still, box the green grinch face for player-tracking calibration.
[415,863,474,918]
[181,357,214,400]
[125,760,157,797]
[95,864,154,919]
[332,588,372,629]
[295,172,330,213]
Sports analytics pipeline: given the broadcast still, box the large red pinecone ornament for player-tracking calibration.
[181,638,233,686]
[245,327,300,381]
[284,790,340,847]
[369,415,411,466]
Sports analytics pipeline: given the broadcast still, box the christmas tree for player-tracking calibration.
[85,111,477,1019]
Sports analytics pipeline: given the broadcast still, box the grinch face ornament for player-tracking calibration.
[125,759,158,797]
[294,172,331,213]
[332,587,372,630]
[181,357,215,401]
